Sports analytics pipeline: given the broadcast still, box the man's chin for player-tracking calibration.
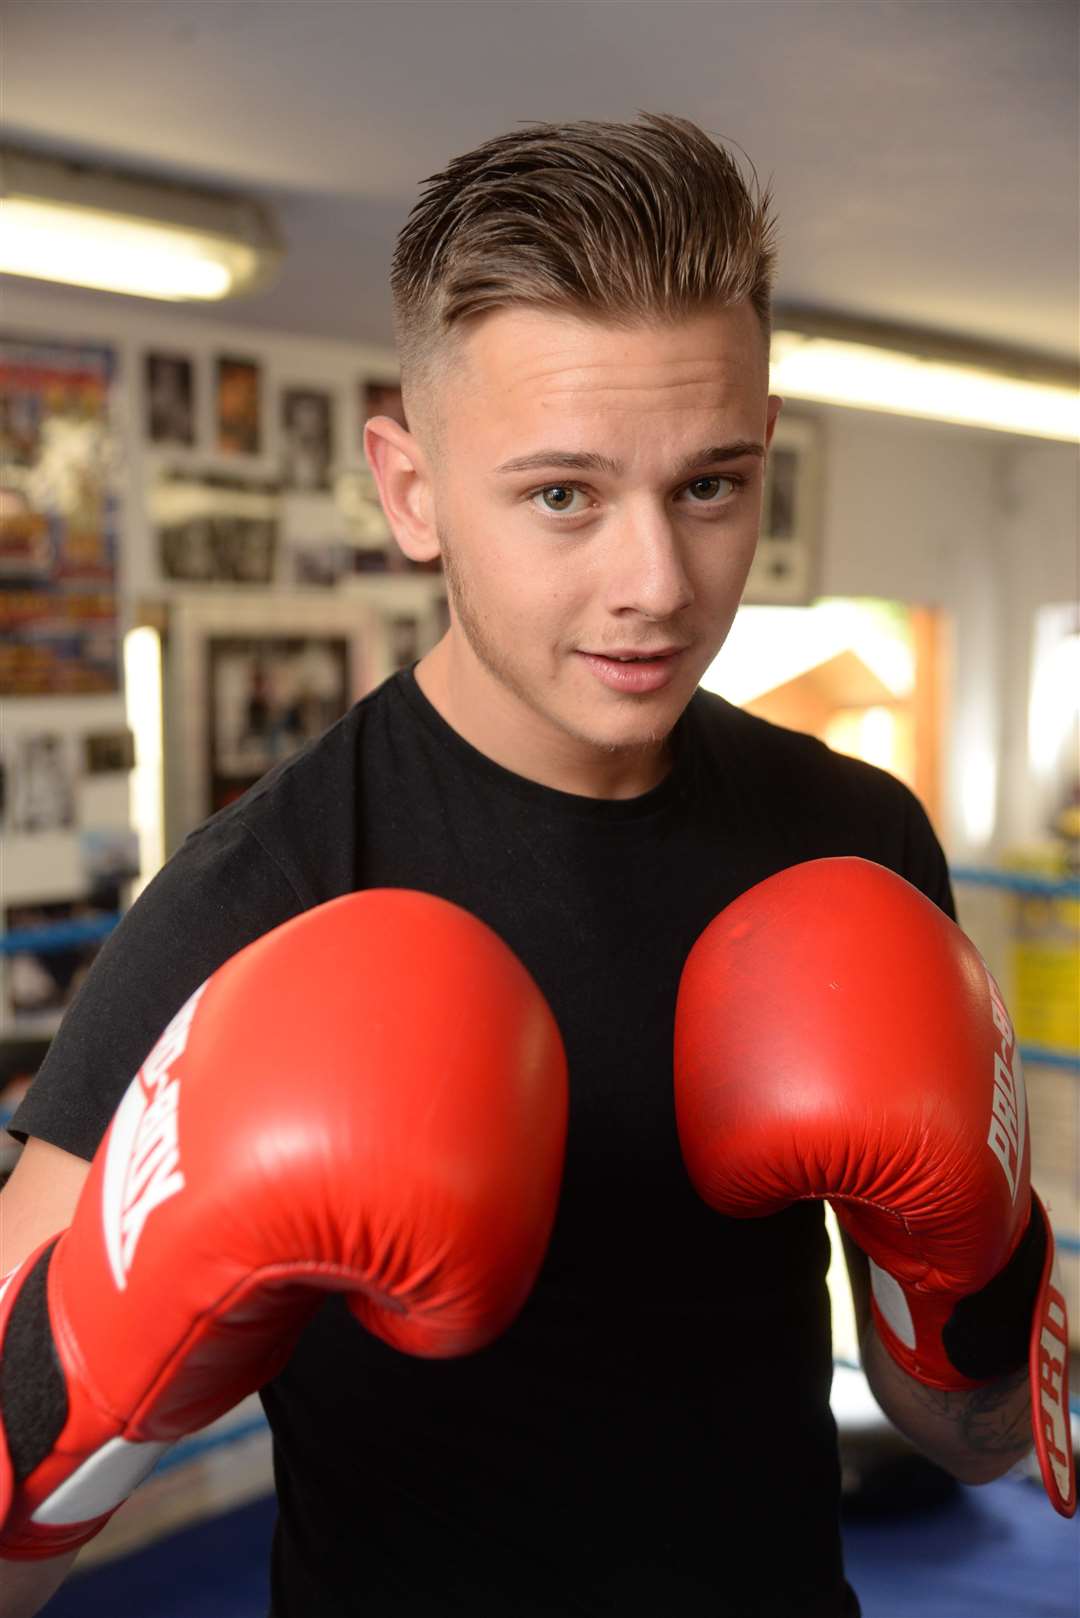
[569,707,681,757]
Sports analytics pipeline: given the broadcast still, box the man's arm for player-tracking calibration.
[1,1138,90,1616]
[0,1548,80,1618]
[840,1229,1032,1485]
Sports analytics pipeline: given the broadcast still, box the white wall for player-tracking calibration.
[3,280,1076,867]
[814,403,1076,860]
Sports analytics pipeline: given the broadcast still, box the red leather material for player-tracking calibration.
[0,889,568,1558]
[674,857,1073,1516]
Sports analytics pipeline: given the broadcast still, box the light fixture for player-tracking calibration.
[771,310,1078,442]
[1028,606,1080,781]
[124,625,165,898]
[0,147,281,302]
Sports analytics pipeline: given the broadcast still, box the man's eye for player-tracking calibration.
[527,475,743,518]
[531,484,583,515]
[685,475,743,502]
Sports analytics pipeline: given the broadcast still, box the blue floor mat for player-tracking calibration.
[842,1473,1079,1617]
[47,1495,272,1618]
[44,1474,1080,1617]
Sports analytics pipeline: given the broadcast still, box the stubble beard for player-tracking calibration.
[439,525,671,761]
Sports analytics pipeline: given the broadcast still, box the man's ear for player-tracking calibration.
[363,415,441,565]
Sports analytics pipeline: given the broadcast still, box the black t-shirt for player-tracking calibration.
[11,667,954,1617]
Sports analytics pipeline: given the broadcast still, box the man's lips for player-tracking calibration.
[578,647,686,660]
[575,647,688,694]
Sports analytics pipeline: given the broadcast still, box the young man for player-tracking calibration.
[0,114,1064,1618]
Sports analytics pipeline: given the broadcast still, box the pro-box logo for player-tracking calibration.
[102,982,208,1290]
[1038,1264,1073,1508]
[984,969,1026,1203]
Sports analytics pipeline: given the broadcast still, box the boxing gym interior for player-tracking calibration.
[1,4,1077,1616]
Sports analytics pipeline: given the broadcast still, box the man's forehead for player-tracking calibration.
[461,301,765,390]
[443,304,770,465]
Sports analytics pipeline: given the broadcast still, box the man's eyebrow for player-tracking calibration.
[491,441,766,477]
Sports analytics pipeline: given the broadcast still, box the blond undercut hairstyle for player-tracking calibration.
[389,111,779,457]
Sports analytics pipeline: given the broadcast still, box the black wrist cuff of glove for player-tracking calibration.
[941,1200,1047,1381]
[0,1240,68,1482]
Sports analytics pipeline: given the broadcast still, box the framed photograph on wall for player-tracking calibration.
[206,633,351,814]
[145,353,195,446]
[152,469,279,585]
[743,412,823,606]
[164,589,404,848]
[9,734,77,833]
[282,388,334,491]
[84,729,136,775]
[216,355,262,456]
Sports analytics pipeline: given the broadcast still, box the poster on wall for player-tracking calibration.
[84,728,136,774]
[145,353,195,446]
[216,355,261,456]
[0,336,121,695]
[282,388,334,491]
[206,634,351,813]
[8,734,77,832]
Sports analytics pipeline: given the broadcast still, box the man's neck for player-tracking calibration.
[412,640,675,801]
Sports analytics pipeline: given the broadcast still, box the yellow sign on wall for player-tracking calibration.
[1011,894,1080,1054]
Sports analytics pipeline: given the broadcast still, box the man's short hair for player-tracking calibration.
[389,111,778,454]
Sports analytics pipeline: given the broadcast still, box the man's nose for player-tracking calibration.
[602,509,696,620]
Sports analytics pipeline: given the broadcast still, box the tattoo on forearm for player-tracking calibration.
[902,1364,1031,1456]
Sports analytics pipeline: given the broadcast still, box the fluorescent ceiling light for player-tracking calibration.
[0,147,281,302]
[770,325,1078,442]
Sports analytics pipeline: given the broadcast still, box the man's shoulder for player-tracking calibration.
[690,686,822,759]
[687,687,949,901]
[690,685,908,798]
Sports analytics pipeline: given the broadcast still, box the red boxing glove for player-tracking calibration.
[674,857,1075,1518]
[0,889,568,1559]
